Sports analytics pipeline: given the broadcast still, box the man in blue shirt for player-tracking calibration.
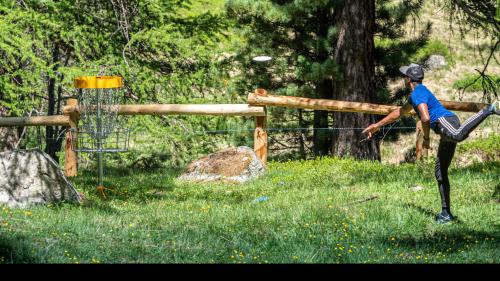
[363,63,499,224]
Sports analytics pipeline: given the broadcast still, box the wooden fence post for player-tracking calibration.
[254,89,268,166]
[65,98,79,177]
[415,120,428,161]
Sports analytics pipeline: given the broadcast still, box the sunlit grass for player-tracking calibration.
[0,152,498,264]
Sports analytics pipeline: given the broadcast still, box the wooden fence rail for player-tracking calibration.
[0,89,489,177]
[0,115,70,127]
[0,101,268,177]
[248,89,488,161]
[62,104,266,117]
[248,89,487,115]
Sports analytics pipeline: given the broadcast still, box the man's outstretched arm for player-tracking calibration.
[362,103,413,138]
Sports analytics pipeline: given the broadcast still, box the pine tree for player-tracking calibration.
[330,0,377,159]
[227,0,429,160]
[440,0,499,101]
[0,0,229,162]
[226,0,339,157]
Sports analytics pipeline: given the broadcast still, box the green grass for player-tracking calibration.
[0,152,498,264]
[458,134,500,160]
[410,39,455,67]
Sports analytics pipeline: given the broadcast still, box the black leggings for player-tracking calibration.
[435,109,491,143]
[433,109,491,212]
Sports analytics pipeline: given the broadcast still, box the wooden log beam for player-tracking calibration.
[248,90,487,115]
[63,104,266,117]
[0,115,70,127]
[439,100,486,112]
[249,90,400,115]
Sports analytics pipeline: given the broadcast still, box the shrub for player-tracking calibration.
[410,40,454,66]
[458,134,500,160]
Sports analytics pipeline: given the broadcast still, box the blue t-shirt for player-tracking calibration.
[408,84,455,128]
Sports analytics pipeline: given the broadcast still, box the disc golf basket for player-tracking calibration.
[71,76,130,197]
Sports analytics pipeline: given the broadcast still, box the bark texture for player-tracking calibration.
[332,0,380,160]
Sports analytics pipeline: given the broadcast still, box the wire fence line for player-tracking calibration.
[18,126,419,142]
[13,114,499,151]
[188,126,418,134]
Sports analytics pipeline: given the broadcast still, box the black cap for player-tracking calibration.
[399,63,424,81]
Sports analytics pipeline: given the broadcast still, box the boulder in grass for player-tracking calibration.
[0,149,83,208]
[425,55,446,70]
[178,146,265,184]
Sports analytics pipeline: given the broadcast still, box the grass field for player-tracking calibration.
[0,135,498,264]
[0,0,498,265]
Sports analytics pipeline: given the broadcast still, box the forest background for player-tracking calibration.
[0,0,498,168]
[0,0,499,264]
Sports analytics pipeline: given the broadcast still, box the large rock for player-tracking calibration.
[0,149,82,208]
[178,146,265,183]
[425,55,446,70]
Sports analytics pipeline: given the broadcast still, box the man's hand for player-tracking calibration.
[362,123,381,139]
[423,136,431,149]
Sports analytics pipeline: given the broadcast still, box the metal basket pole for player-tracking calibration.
[96,88,104,188]
[73,76,127,197]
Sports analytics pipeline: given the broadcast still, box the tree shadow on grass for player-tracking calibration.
[374,228,500,261]
[387,202,500,261]
[0,234,37,264]
[493,183,500,203]
[402,202,464,224]
[71,165,184,208]
[403,202,437,217]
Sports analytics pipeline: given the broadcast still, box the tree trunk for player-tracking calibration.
[45,44,63,162]
[332,0,380,160]
[0,107,19,151]
[298,109,306,159]
[313,80,332,156]
[313,11,334,158]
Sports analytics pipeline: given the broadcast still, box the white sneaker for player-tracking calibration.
[490,100,500,115]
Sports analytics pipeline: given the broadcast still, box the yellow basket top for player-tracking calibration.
[74,76,123,89]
